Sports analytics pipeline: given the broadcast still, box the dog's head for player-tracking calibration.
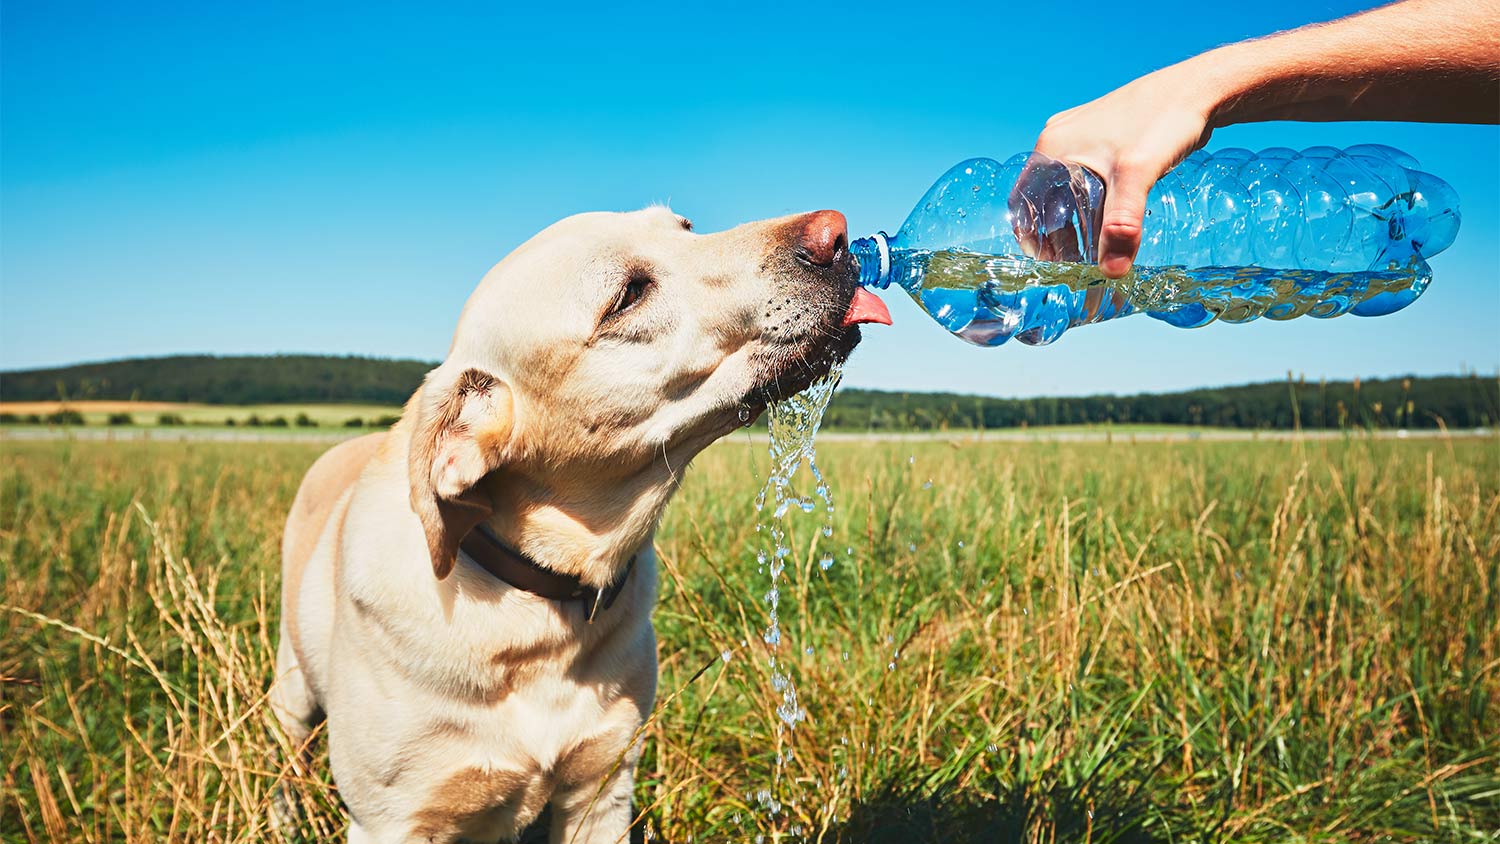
[405,207,889,579]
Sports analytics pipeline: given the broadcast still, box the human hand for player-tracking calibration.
[1023,0,1498,277]
[1032,63,1220,277]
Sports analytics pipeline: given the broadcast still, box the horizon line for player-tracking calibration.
[3,351,1496,404]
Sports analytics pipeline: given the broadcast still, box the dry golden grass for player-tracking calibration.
[2,434,1497,842]
[0,401,203,415]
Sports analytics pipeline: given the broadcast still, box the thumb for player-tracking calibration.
[1097,164,1154,279]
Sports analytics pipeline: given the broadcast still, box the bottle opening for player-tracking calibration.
[850,233,891,288]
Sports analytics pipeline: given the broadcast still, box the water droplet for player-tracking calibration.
[721,649,733,663]
[986,743,998,753]
[958,540,965,548]
[821,524,833,537]
[887,662,896,671]
[922,480,934,490]
[819,555,834,570]
[804,645,814,656]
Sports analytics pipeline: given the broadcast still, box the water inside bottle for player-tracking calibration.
[900,249,1429,347]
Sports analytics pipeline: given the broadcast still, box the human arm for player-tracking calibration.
[1033,0,1500,277]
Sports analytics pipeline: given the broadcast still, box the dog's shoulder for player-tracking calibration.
[286,432,389,536]
[281,432,389,625]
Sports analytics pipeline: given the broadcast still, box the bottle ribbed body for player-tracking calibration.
[853,145,1460,348]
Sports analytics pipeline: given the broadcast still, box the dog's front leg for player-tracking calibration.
[549,763,636,844]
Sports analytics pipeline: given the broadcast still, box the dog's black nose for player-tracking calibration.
[796,209,848,267]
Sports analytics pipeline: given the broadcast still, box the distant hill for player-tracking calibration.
[826,376,1498,431]
[0,354,433,405]
[1,355,1495,431]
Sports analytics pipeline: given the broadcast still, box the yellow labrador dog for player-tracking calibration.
[271,206,891,843]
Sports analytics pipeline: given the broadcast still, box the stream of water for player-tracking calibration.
[746,361,844,840]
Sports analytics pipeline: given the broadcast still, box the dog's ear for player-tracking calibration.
[407,367,516,579]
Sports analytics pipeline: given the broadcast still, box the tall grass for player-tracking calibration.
[2,435,1497,842]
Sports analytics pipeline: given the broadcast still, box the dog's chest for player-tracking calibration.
[408,679,635,839]
[331,553,655,839]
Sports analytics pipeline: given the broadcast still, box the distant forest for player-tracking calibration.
[2,354,1496,431]
[828,377,1497,431]
[0,355,433,405]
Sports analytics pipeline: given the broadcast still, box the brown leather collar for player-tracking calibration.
[458,523,635,623]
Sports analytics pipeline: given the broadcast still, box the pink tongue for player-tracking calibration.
[841,288,892,327]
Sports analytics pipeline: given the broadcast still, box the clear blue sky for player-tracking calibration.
[3,0,1496,397]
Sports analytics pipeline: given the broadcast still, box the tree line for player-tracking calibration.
[0,354,432,405]
[2,355,1495,431]
[825,375,1498,431]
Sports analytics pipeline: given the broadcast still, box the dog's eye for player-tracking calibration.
[608,273,652,318]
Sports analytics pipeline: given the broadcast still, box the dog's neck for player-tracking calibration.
[477,462,681,589]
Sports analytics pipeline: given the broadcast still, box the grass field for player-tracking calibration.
[2,434,1497,842]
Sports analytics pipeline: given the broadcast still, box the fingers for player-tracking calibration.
[1031,80,1210,278]
[1006,153,1053,260]
[1044,223,1082,263]
[1009,152,1089,261]
[1097,163,1154,278]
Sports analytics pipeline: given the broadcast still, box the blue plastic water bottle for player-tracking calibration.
[850,146,1461,347]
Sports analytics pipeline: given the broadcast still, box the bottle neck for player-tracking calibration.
[850,233,892,289]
